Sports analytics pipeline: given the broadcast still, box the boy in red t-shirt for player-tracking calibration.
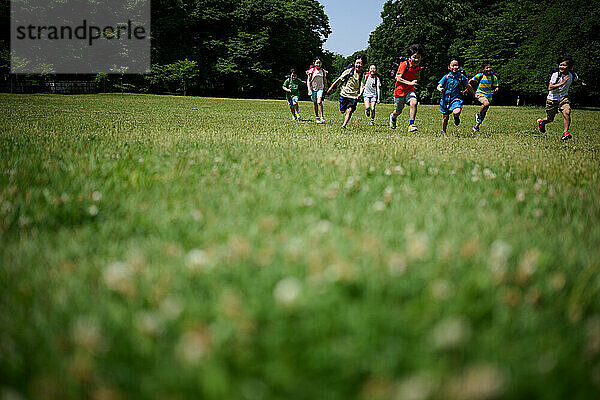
[390,44,423,132]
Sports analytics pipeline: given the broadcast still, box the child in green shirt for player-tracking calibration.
[282,69,305,120]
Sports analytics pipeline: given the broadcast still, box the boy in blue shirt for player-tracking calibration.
[437,58,474,135]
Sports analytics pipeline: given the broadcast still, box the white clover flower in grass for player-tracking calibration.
[91,191,102,202]
[160,296,184,321]
[273,277,302,307]
[103,261,135,296]
[175,328,211,366]
[134,311,164,338]
[185,249,210,272]
[314,220,332,234]
[443,363,507,400]
[431,317,471,350]
[383,186,393,203]
[88,205,99,216]
[373,201,386,212]
[430,279,454,301]
[191,209,203,222]
[71,316,105,354]
[388,253,407,276]
[516,189,526,202]
[407,233,429,260]
[488,240,511,278]
[482,168,496,180]
[301,197,314,207]
[393,373,436,400]
[549,272,566,292]
[516,248,540,285]
[393,165,405,175]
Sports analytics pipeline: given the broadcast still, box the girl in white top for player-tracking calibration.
[360,64,382,126]
[307,57,328,124]
[537,56,586,141]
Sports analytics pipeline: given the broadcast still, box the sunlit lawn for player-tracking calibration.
[1,93,599,399]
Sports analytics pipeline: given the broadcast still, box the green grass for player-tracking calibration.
[1,93,599,399]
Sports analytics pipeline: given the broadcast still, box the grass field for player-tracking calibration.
[1,93,599,399]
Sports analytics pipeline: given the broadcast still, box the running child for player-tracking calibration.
[307,57,328,124]
[360,64,382,126]
[327,53,366,132]
[390,43,423,132]
[436,58,475,135]
[536,56,586,141]
[469,60,499,132]
[282,69,305,120]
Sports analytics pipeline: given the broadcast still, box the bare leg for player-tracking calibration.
[342,108,354,128]
[562,108,571,132]
[409,99,418,121]
[442,115,449,132]
[317,97,324,120]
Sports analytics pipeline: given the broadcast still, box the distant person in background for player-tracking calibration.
[437,57,474,135]
[307,57,328,124]
[469,60,499,133]
[390,43,423,132]
[282,69,305,121]
[327,53,366,132]
[360,64,382,126]
[537,56,586,141]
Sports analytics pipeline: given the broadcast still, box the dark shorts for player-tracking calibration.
[339,96,358,113]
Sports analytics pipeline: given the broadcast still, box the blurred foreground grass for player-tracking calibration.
[1,93,599,399]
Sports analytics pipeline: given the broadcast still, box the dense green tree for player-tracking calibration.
[463,0,600,103]
[150,0,331,96]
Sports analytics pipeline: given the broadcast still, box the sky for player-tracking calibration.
[319,0,388,57]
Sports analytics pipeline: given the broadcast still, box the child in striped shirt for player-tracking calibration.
[469,60,499,132]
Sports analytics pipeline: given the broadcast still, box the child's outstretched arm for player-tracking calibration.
[467,79,478,97]
[326,76,341,95]
[466,83,476,96]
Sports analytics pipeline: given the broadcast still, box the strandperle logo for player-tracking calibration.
[10,0,150,74]
[14,19,147,47]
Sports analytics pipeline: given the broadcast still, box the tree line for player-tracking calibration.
[1,0,598,105]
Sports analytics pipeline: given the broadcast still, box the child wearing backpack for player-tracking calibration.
[469,60,499,133]
[536,56,586,141]
[436,58,475,135]
[327,53,366,132]
[390,43,423,132]
[360,64,382,126]
[282,69,306,121]
[307,57,328,124]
